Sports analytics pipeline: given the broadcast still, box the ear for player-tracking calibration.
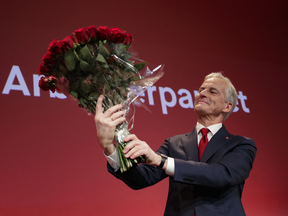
[222,102,233,114]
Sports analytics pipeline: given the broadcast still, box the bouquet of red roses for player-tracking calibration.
[38,26,164,172]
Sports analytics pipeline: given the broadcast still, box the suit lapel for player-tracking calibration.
[181,127,199,161]
[200,125,231,162]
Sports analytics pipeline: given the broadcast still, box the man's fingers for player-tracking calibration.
[95,95,123,117]
[125,146,144,159]
[121,134,157,165]
[124,134,137,142]
[123,135,142,154]
[110,110,125,121]
[103,104,123,118]
[123,135,139,154]
[124,141,143,158]
[111,116,126,127]
[95,95,104,117]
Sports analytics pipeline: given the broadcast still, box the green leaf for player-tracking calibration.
[81,82,91,94]
[72,61,82,76]
[79,97,88,107]
[70,91,78,99]
[88,92,99,101]
[104,84,111,92]
[98,41,110,58]
[96,53,109,69]
[96,74,106,84]
[121,51,132,61]
[134,62,146,72]
[79,45,93,62]
[64,51,76,71]
[70,79,82,91]
[80,60,94,72]
[96,53,106,63]
[114,44,128,56]
[102,63,109,69]
[58,64,68,76]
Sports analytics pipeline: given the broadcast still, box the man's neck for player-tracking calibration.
[197,116,223,127]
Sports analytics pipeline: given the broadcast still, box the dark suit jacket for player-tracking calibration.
[108,125,257,216]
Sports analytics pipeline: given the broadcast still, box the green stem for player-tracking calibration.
[115,128,146,172]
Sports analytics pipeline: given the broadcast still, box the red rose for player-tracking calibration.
[62,35,75,49]
[122,33,133,45]
[87,26,97,40]
[38,76,57,92]
[38,76,50,91]
[48,75,57,83]
[48,39,64,55]
[96,26,111,40]
[110,27,125,43]
[74,27,90,43]
[38,63,51,75]
[42,51,56,66]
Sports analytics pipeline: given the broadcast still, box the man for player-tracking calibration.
[95,72,257,216]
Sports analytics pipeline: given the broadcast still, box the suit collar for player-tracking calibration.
[181,127,199,161]
[181,125,232,162]
[200,125,231,162]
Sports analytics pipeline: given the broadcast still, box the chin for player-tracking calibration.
[195,104,212,115]
[194,107,205,115]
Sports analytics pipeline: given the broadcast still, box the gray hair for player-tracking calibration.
[204,72,237,121]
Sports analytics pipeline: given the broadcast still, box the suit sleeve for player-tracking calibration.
[107,141,170,190]
[173,137,257,188]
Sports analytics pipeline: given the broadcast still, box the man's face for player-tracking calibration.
[194,78,231,119]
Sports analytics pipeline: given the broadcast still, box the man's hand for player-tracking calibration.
[123,134,162,167]
[94,95,126,155]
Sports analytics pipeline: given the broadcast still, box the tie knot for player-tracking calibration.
[200,128,209,136]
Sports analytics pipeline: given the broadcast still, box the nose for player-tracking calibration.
[199,89,207,98]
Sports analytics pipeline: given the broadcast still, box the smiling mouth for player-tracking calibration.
[198,100,209,105]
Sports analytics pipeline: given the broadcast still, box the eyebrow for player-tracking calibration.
[210,87,220,93]
[199,86,220,93]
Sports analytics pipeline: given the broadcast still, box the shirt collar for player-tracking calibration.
[196,122,222,136]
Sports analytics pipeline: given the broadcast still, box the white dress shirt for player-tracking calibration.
[104,122,223,175]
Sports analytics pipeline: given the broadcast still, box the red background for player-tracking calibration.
[1,1,288,215]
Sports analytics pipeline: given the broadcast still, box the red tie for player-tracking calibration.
[198,128,209,161]
[195,128,210,215]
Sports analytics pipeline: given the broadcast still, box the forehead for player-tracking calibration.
[200,78,228,91]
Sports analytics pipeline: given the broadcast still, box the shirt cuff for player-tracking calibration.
[103,147,120,172]
[165,157,175,176]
